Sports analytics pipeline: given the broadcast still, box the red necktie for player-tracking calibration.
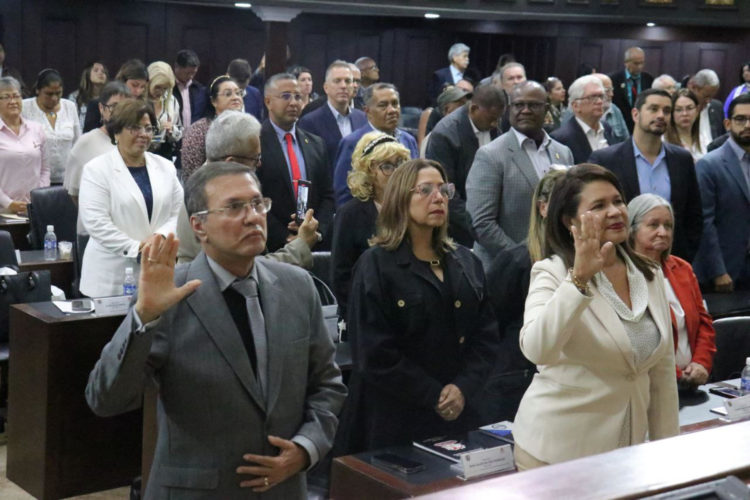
[284,133,301,199]
[630,78,638,106]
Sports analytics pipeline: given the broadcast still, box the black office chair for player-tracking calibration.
[27,186,78,250]
[0,230,18,267]
[710,316,750,382]
[311,251,333,290]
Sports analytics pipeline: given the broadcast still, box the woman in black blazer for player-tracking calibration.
[330,132,409,328]
[341,159,498,452]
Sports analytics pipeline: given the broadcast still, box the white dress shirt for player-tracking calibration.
[512,127,554,179]
[575,117,609,152]
[469,115,491,148]
[327,101,353,138]
[699,107,713,154]
[450,65,463,84]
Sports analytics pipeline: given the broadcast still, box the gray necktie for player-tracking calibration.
[231,277,268,399]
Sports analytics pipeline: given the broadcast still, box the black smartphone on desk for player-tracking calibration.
[371,453,426,474]
[708,386,743,399]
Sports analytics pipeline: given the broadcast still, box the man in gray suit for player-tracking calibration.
[86,162,347,499]
[425,84,505,246]
[466,81,574,268]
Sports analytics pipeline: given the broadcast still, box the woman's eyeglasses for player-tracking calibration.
[126,125,155,135]
[218,89,247,98]
[374,158,406,176]
[411,182,456,200]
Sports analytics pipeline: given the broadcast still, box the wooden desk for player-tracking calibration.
[6,302,141,500]
[18,250,74,298]
[330,381,744,500]
[422,421,750,499]
[0,217,31,251]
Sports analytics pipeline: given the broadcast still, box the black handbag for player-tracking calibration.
[0,270,52,343]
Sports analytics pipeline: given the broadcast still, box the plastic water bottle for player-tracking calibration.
[123,267,137,296]
[43,225,57,261]
[741,357,750,396]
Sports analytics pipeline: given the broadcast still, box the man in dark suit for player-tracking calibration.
[687,69,725,141]
[425,84,505,246]
[259,73,334,252]
[173,49,207,128]
[429,42,471,104]
[589,88,702,261]
[299,61,367,171]
[86,163,346,499]
[693,93,750,292]
[609,47,654,133]
[551,75,615,163]
[0,42,28,96]
[227,58,264,121]
[333,83,419,206]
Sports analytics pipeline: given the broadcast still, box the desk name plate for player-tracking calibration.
[93,296,132,316]
[725,393,750,421]
[450,443,514,480]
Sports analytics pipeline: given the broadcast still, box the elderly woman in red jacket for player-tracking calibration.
[628,193,716,388]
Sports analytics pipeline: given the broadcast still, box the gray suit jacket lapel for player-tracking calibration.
[186,254,266,412]
[722,146,750,204]
[255,260,285,415]
[507,132,541,188]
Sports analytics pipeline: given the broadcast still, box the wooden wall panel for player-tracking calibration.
[43,19,78,89]
[115,23,150,68]
[580,43,604,74]
[2,0,750,108]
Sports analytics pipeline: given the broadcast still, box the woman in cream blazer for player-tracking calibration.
[513,164,679,469]
[79,101,182,297]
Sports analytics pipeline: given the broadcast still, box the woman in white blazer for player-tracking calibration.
[513,164,679,470]
[79,100,183,297]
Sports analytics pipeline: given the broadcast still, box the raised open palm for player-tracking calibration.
[135,233,202,323]
[571,211,615,283]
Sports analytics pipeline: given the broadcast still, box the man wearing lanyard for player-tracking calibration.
[609,47,654,133]
[258,73,334,252]
[466,81,574,269]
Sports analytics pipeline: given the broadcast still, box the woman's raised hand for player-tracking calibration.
[571,211,615,284]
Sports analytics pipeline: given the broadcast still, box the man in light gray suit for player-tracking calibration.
[466,81,574,268]
[86,162,347,499]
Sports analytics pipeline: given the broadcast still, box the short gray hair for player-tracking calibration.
[500,62,526,83]
[185,161,261,216]
[264,72,296,94]
[325,60,352,83]
[627,193,674,259]
[0,76,21,93]
[448,43,470,63]
[205,110,261,162]
[363,82,398,107]
[652,74,677,90]
[624,46,644,61]
[568,75,604,102]
[693,69,720,88]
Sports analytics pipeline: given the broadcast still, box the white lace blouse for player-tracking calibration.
[22,98,80,184]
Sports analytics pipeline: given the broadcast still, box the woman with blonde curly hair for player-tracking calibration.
[147,61,182,159]
[331,131,409,326]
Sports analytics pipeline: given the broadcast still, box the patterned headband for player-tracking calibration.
[362,135,397,157]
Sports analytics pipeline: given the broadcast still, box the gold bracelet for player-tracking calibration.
[568,268,590,295]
